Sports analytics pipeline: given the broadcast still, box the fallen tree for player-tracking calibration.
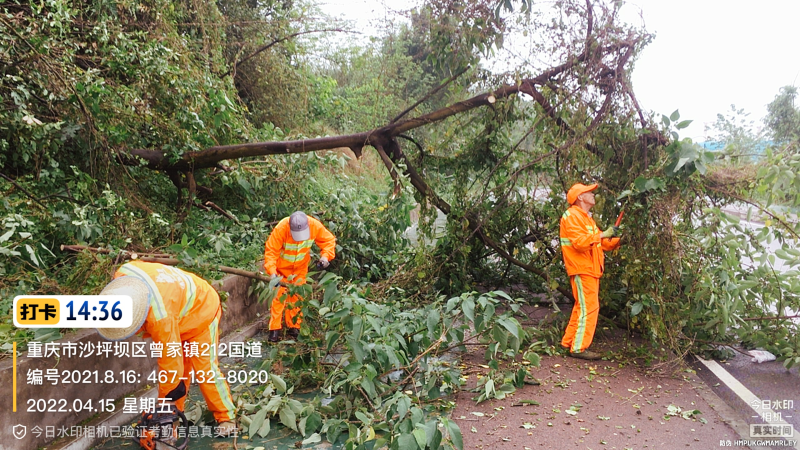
[115,0,658,301]
[4,0,799,373]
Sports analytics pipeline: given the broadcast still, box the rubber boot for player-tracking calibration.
[568,350,602,360]
[268,330,281,342]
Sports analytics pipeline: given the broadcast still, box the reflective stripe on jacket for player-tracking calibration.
[113,261,221,395]
[263,216,336,279]
[559,205,620,277]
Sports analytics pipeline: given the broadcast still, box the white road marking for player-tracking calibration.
[697,356,799,449]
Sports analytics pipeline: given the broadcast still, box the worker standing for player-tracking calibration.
[263,211,336,342]
[95,261,238,436]
[559,183,621,360]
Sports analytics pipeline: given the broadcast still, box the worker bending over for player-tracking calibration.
[96,261,237,436]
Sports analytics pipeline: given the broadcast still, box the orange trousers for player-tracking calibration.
[268,278,304,331]
[561,274,600,353]
[172,313,236,423]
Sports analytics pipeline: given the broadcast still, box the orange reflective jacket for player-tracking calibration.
[263,216,336,280]
[113,261,221,396]
[559,205,620,277]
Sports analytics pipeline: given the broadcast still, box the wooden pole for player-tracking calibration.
[61,244,285,284]
[60,244,172,258]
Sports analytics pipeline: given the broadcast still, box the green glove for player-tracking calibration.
[600,226,619,239]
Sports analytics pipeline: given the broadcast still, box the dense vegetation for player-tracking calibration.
[2,0,799,448]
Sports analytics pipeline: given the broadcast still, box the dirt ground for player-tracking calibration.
[91,304,747,450]
[451,304,744,450]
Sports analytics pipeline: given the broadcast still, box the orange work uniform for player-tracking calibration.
[559,206,620,353]
[113,261,235,423]
[263,216,336,331]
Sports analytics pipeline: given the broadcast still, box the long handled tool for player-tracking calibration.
[614,210,624,227]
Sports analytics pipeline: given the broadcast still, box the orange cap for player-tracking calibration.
[567,183,598,205]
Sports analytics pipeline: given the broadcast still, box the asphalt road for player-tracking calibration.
[693,351,800,449]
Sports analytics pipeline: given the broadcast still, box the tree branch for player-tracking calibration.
[390,66,469,124]
[0,172,47,208]
[379,137,575,301]
[221,29,352,78]
[741,314,800,322]
[122,41,638,172]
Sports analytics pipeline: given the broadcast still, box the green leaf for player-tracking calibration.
[484,302,496,324]
[497,383,516,393]
[427,308,440,335]
[616,190,632,200]
[670,109,680,121]
[355,411,370,425]
[462,297,475,321]
[498,318,519,339]
[413,428,427,449]
[484,378,495,399]
[676,119,693,130]
[264,395,282,413]
[525,351,540,367]
[410,407,424,426]
[360,378,376,398]
[724,213,741,224]
[270,373,287,393]
[287,398,303,414]
[397,396,411,420]
[631,302,643,317]
[279,406,297,431]
[673,157,690,173]
[305,412,322,435]
[326,420,345,445]
[31,328,61,342]
[301,433,321,445]
[25,244,39,266]
[349,337,366,361]
[325,331,340,352]
[324,282,338,303]
[257,418,271,438]
[443,418,463,450]
[397,433,418,450]
[249,408,267,438]
[429,429,443,450]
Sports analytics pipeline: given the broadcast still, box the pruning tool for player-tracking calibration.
[135,405,189,450]
[614,210,625,227]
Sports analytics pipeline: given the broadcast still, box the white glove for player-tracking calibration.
[318,257,330,269]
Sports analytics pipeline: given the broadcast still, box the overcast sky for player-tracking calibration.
[318,0,800,142]
[622,0,800,141]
